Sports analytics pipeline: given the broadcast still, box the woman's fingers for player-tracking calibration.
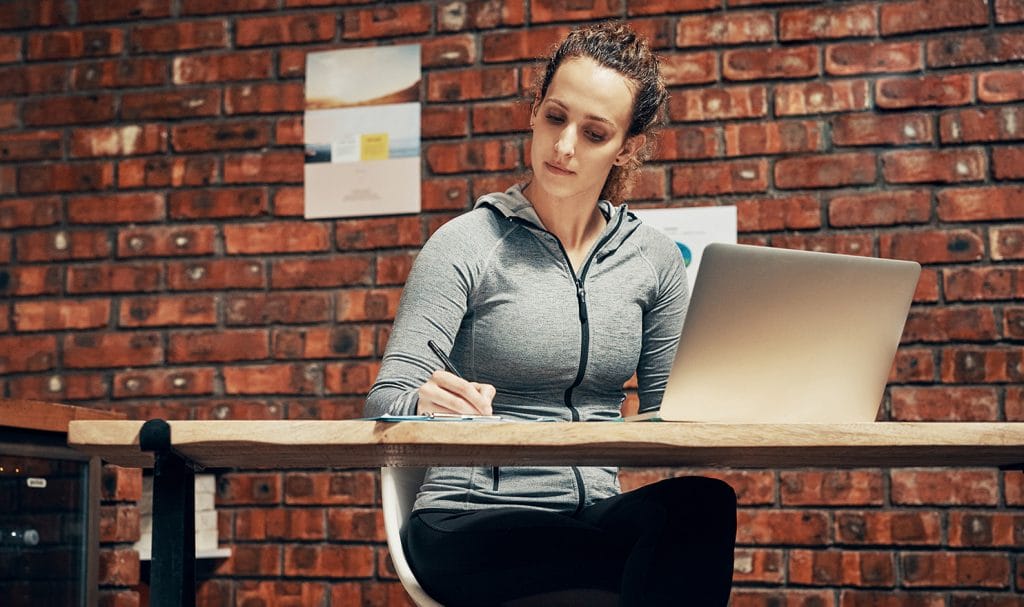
[417,371,495,415]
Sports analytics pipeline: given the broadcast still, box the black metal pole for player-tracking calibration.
[140,419,196,607]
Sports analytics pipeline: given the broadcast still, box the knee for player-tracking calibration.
[658,476,737,513]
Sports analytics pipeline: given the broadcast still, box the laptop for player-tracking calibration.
[637,243,921,423]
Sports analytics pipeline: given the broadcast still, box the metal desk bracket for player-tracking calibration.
[140,419,201,607]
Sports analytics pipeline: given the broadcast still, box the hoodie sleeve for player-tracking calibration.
[636,234,689,413]
[364,215,481,417]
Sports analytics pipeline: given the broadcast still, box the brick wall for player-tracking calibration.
[1,0,1022,605]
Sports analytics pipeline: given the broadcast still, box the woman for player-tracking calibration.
[366,21,736,607]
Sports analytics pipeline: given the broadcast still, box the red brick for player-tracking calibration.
[167,259,265,291]
[978,69,1024,103]
[881,0,988,35]
[627,0,717,15]
[1007,309,1024,341]
[673,159,767,196]
[113,367,215,398]
[272,326,376,359]
[669,85,767,122]
[736,196,820,232]
[422,177,470,212]
[724,121,822,156]
[891,470,999,506]
[421,105,469,138]
[775,80,870,115]
[168,187,267,219]
[337,288,402,322]
[171,121,271,152]
[118,156,218,189]
[8,372,107,402]
[0,34,18,63]
[880,229,984,264]
[826,41,922,76]
[420,33,477,67]
[877,73,973,109]
[232,581,325,606]
[79,0,170,23]
[0,131,63,160]
[117,225,216,258]
[67,193,165,224]
[775,153,876,189]
[130,20,228,52]
[902,552,1011,588]
[271,257,373,289]
[182,0,275,14]
[779,5,878,41]
[225,82,304,114]
[274,116,302,145]
[677,12,774,47]
[172,50,272,84]
[426,139,520,174]
[771,233,874,257]
[481,26,569,63]
[472,101,530,135]
[835,511,942,545]
[343,4,431,39]
[192,400,284,421]
[284,470,376,505]
[63,332,163,369]
[235,13,334,46]
[0,196,60,227]
[0,64,69,96]
[890,386,1000,421]
[224,151,303,184]
[71,58,168,89]
[98,547,140,586]
[273,187,304,217]
[943,266,1024,302]
[941,347,1024,383]
[529,0,620,22]
[997,0,1024,22]
[993,147,1024,181]
[731,589,836,607]
[789,550,894,587]
[325,361,380,395]
[284,544,374,578]
[119,295,216,327]
[0,335,57,373]
[654,125,721,160]
[5,265,62,296]
[335,216,423,251]
[620,167,667,202]
[992,226,1024,261]
[18,162,114,193]
[832,113,933,147]
[168,329,269,363]
[780,471,884,506]
[0,100,17,129]
[437,0,526,31]
[828,190,931,228]
[122,89,221,120]
[903,307,999,343]
[224,222,329,254]
[938,186,1024,222]
[98,505,140,543]
[427,66,519,102]
[101,465,143,502]
[237,507,326,541]
[840,590,945,607]
[628,18,675,50]
[22,94,116,126]
[327,508,385,542]
[15,228,111,262]
[882,148,986,184]
[286,398,365,421]
[214,545,281,576]
[225,292,331,325]
[14,299,110,331]
[935,31,1024,67]
[217,472,282,506]
[949,511,1024,548]
[660,51,718,86]
[732,548,784,584]
[737,510,829,545]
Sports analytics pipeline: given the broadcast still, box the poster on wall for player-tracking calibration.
[632,206,737,293]
[304,44,421,219]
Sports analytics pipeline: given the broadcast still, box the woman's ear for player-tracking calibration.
[529,101,539,128]
[614,134,646,167]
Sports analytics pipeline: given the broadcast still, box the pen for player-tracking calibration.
[427,340,463,378]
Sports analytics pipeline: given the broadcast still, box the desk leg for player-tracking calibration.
[140,419,196,607]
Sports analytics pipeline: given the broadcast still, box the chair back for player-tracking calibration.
[381,467,444,607]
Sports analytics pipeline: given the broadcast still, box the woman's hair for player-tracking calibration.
[532,21,668,202]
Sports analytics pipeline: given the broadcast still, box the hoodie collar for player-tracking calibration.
[474,183,641,260]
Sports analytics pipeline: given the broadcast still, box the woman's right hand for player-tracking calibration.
[416,370,496,416]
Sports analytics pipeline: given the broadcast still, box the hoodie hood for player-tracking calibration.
[474,183,642,260]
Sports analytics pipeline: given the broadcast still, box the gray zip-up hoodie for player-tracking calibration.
[365,184,688,514]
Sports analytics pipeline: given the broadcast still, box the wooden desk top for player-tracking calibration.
[67,420,1024,470]
[1,398,124,434]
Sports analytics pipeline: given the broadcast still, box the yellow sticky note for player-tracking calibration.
[360,133,389,161]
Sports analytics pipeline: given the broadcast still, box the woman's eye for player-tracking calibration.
[545,113,565,124]
[585,130,606,142]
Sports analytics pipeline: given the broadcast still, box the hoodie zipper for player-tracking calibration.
[509,209,625,513]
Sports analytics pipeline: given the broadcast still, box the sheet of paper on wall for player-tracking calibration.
[304,45,421,218]
[631,207,737,293]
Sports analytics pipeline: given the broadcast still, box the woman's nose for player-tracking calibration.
[554,128,575,159]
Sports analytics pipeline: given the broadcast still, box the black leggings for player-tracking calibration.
[405,476,737,607]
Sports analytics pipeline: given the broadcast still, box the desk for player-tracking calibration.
[68,419,1024,606]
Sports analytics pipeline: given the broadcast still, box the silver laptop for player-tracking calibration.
[647,243,921,423]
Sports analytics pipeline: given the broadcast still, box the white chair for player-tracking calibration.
[381,467,618,607]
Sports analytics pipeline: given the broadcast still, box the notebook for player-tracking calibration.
[635,243,921,423]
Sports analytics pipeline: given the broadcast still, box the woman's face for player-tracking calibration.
[529,56,643,203]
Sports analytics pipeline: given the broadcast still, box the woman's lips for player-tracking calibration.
[544,162,574,176]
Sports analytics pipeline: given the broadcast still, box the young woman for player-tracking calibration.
[365,21,736,607]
